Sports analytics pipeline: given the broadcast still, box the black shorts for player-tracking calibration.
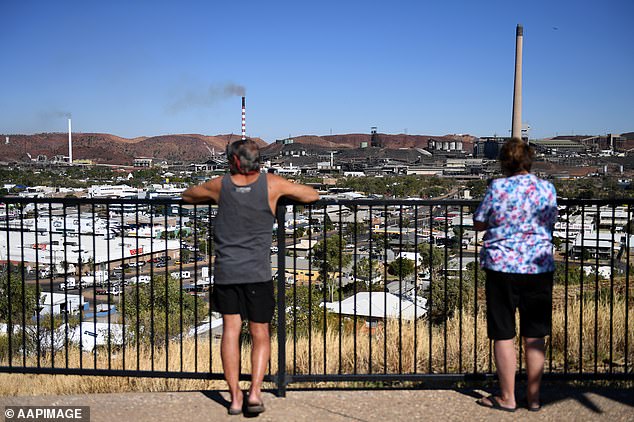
[211,281,274,323]
[485,270,553,340]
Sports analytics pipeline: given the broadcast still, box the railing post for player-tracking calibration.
[275,201,287,397]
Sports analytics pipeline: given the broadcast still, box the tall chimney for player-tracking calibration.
[511,24,523,140]
[241,96,246,140]
[68,117,73,164]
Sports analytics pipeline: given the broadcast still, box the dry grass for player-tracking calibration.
[1,297,632,396]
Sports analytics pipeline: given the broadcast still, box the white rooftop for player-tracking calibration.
[324,291,426,321]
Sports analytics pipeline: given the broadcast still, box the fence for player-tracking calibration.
[0,197,632,396]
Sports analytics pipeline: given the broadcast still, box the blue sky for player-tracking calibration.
[1,0,632,142]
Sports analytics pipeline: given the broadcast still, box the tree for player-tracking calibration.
[370,232,390,256]
[344,222,367,240]
[0,271,39,324]
[466,179,488,199]
[355,257,381,288]
[427,261,480,323]
[294,227,306,238]
[417,242,444,276]
[312,236,351,277]
[123,276,207,346]
[198,239,208,256]
[322,214,335,232]
[179,248,191,262]
[0,271,40,360]
[272,284,324,336]
[388,258,415,279]
[554,262,582,286]
[312,236,352,305]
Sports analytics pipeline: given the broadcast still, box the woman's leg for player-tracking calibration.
[524,337,545,409]
[493,338,517,409]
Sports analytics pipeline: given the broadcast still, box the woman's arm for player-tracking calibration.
[474,221,488,231]
[473,184,494,232]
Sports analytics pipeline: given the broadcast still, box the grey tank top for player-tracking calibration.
[213,174,275,284]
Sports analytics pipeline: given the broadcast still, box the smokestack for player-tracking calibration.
[511,24,523,140]
[68,117,73,164]
[241,96,246,140]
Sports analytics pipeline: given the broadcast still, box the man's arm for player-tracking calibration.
[268,173,319,204]
[181,177,222,204]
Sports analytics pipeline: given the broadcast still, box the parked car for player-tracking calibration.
[108,286,122,296]
[126,275,151,285]
[59,277,77,290]
[79,276,95,288]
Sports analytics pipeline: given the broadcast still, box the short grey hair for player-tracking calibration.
[226,138,261,175]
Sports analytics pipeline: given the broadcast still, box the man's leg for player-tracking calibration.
[492,338,517,409]
[247,321,270,405]
[524,337,545,409]
[221,314,243,411]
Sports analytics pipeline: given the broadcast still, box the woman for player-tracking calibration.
[473,138,557,412]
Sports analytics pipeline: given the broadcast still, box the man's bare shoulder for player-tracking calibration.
[208,175,224,186]
[266,173,291,188]
[199,175,223,192]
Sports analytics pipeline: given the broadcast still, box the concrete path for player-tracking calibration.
[1,384,632,421]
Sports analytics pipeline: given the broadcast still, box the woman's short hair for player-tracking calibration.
[226,138,261,175]
[499,138,534,176]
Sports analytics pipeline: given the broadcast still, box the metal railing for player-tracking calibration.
[0,197,632,396]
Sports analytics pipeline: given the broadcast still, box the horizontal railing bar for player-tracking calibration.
[1,196,633,207]
[0,366,274,382]
[287,374,493,383]
[286,372,634,385]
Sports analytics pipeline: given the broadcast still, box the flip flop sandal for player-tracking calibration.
[476,395,517,413]
[246,401,265,414]
[228,407,242,416]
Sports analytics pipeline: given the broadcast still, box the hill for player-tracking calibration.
[0,132,476,165]
[0,133,266,165]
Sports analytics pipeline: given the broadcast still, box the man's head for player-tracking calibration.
[499,137,534,177]
[226,138,261,175]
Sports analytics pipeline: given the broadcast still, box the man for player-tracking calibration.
[182,138,318,415]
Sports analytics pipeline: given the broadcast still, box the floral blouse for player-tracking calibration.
[474,174,557,274]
